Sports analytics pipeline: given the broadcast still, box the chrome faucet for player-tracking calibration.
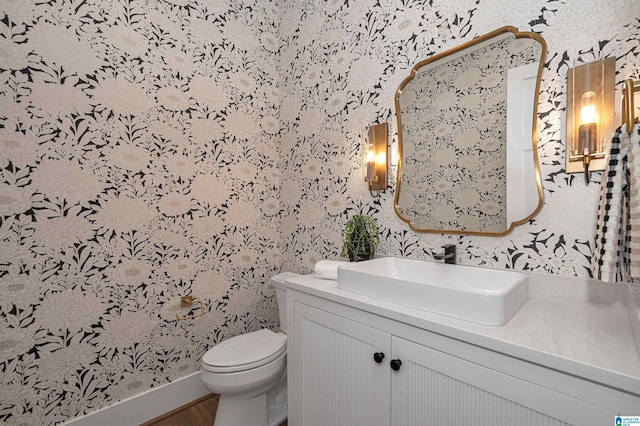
[433,244,456,264]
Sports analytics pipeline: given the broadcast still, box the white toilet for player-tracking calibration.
[200,272,299,426]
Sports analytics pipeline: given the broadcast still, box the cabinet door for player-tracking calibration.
[292,302,391,426]
[391,336,613,426]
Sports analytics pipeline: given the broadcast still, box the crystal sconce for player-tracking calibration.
[365,123,388,195]
[565,57,615,183]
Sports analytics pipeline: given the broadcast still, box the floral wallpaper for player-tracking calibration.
[396,35,541,232]
[279,0,640,279]
[1,0,640,424]
[0,0,281,424]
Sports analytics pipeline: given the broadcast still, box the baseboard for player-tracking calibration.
[61,372,209,426]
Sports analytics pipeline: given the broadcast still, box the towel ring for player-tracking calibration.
[176,295,205,321]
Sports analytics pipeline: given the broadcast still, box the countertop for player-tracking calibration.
[285,269,640,396]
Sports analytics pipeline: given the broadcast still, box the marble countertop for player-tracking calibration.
[286,270,640,396]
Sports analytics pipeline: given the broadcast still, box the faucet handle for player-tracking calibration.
[434,244,456,264]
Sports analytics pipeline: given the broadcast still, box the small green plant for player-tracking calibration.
[341,214,380,262]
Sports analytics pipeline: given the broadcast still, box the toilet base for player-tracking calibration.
[215,393,268,426]
[213,375,287,426]
[266,377,287,426]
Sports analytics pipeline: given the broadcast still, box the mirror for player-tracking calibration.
[394,27,546,236]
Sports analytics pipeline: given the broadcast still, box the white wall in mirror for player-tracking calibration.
[506,62,541,225]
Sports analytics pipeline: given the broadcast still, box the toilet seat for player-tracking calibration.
[202,329,287,373]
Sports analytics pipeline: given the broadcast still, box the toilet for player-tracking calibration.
[200,272,299,426]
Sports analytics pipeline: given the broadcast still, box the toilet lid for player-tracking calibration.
[202,329,286,371]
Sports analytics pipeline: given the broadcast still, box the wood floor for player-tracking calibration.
[141,394,287,426]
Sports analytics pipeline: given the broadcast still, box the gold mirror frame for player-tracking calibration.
[393,26,546,236]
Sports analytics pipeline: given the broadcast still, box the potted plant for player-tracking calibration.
[341,214,380,262]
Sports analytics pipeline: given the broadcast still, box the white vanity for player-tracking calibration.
[285,259,640,426]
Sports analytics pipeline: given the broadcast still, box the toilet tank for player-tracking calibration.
[270,272,299,334]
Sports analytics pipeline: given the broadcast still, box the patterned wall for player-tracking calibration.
[279,0,640,278]
[0,0,281,424]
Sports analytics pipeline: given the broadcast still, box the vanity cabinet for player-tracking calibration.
[289,297,618,426]
[292,302,390,426]
[390,337,597,426]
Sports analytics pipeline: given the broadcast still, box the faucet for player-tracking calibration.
[433,244,456,264]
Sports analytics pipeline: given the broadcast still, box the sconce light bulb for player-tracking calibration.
[580,91,597,124]
[376,151,386,166]
[366,143,375,162]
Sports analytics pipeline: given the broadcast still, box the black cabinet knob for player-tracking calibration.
[390,359,402,371]
[373,352,385,364]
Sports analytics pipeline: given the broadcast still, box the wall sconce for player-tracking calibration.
[365,123,388,195]
[623,78,640,135]
[565,57,615,183]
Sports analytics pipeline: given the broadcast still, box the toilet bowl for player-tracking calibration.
[200,272,298,426]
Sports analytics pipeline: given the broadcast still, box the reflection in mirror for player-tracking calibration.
[394,27,546,235]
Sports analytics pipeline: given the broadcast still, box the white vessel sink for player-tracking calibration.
[337,257,529,326]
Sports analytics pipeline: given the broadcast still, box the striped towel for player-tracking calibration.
[591,122,640,282]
